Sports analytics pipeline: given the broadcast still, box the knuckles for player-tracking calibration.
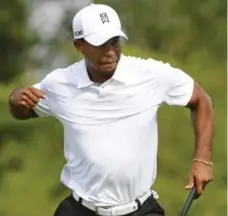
[23,87,33,96]
[195,176,213,184]
[18,87,40,106]
[9,86,41,108]
[21,95,27,101]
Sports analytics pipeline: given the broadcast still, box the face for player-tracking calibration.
[74,36,122,79]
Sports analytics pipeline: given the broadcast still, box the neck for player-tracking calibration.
[86,66,113,84]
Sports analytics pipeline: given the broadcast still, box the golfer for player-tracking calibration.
[8,4,214,216]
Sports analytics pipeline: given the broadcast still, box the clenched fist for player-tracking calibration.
[9,86,45,109]
[185,160,214,198]
[9,86,45,120]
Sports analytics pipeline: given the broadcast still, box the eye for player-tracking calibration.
[110,37,120,45]
[98,37,121,48]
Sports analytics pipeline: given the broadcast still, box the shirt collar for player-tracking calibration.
[76,59,94,88]
[111,54,127,84]
[76,54,127,88]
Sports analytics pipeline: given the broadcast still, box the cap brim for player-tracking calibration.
[84,27,128,46]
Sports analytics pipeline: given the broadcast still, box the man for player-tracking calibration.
[8,3,214,216]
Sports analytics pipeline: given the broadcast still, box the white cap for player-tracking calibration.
[72,4,128,46]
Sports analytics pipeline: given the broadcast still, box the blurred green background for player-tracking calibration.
[0,0,226,215]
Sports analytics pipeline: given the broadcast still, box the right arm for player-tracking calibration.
[8,86,45,120]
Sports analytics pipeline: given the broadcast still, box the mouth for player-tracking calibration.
[103,61,117,67]
[99,60,118,72]
[101,55,118,62]
[100,58,118,66]
[101,58,118,65]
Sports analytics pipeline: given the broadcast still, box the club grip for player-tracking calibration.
[180,186,197,216]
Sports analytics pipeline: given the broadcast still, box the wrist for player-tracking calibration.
[193,158,213,166]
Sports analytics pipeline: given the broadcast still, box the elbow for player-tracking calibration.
[193,92,215,118]
[202,92,214,112]
[187,83,214,112]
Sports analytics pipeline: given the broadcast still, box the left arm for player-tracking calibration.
[186,82,214,161]
[185,82,214,195]
[145,59,214,196]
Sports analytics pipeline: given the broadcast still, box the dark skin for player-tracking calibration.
[8,37,122,119]
[8,36,214,196]
[185,83,214,196]
[74,36,122,83]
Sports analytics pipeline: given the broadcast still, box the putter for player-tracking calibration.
[180,186,197,216]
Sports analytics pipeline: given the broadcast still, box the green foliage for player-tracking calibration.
[0,0,226,215]
[0,0,36,84]
[96,0,226,63]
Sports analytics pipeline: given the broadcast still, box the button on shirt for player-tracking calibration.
[33,55,194,206]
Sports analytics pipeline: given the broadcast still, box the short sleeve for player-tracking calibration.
[142,58,194,106]
[163,66,194,106]
[32,83,51,117]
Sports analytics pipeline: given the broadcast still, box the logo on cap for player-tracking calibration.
[74,30,83,37]
[100,13,109,24]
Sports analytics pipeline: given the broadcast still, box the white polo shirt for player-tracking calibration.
[33,55,194,206]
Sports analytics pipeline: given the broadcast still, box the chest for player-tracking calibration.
[48,83,160,124]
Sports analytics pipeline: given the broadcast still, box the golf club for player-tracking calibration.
[180,186,197,216]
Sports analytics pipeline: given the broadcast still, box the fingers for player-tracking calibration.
[27,86,45,99]
[195,178,204,195]
[185,174,203,199]
[185,173,194,190]
[19,86,45,108]
[20,94,37,108]
[185,163,214,199]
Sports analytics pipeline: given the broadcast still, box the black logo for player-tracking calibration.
[100,13,109,24]
[74,30,83,37]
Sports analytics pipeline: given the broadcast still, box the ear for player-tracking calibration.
[73,39,84,54]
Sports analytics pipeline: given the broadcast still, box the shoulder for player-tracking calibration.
[121,55,173,80]
[122,55,172,71]
[40,60,84,90]
[120,55,146,68]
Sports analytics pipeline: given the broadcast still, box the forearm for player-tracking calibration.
[191,94,214,161]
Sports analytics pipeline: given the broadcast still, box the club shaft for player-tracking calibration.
[180,186,197,216]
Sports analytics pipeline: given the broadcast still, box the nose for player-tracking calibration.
[103,40,114,51]
[101,41,116,58]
